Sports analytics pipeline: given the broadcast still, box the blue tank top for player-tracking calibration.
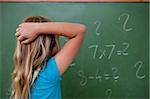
[29,56,62,99]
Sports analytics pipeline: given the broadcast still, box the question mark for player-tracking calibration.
[94,20,102,36]
[112,67,119,82]
[118,13,133,32]
[105,89,112,99]
[134,61,146,79]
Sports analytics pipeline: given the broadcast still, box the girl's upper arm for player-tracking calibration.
[54,27,86,76]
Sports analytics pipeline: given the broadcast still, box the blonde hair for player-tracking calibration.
[10,16,60,99]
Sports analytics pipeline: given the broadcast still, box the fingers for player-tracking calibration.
[15,26,21,37]
[15,23,29,44]
[16,23,32,44]
[15,31,21,37]
[21,39,31,44]
[19,23,23,27]
[17,36,31,45]
[15,23,24,36]
[16,28,20,32]
[17,35,26,42]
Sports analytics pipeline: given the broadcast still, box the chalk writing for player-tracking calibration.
[94,20,102,36]
[99,49,106,59]
[105,44,116,59]
[134,61,146,79]
[105,89,112,99]
[116,42,129,56]
[88,42,129,60]
[88,44,98,59]
[78,70,87,86]
[118,13,133,32]
[70,63,75,67]
[112,67,119,82]
[77,67,119,86]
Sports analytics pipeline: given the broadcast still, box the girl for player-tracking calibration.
[10,16,86,99]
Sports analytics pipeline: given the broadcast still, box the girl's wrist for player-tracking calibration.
[37,23,51,35]
[36,23,43,35]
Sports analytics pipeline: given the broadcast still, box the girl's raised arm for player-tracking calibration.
[16,22,86,75]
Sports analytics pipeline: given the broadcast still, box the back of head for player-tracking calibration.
[10,16,60,99]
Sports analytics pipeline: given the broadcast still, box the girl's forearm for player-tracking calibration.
[38,22,86,38]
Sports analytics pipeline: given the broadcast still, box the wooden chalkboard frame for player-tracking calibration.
[0,0,149,2]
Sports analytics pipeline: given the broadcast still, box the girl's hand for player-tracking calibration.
[15,23,40,44]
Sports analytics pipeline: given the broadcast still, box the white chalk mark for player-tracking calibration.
[94,20,102,36]
[116,51,122,55]
[116,42,129,56]
[122,42,129,55]
[118,13,133,32]
[70,63,75,67]
[88,44,98,59]
[134,61,146,79]
[112,67,119,82]
[95,69,102,82]
[105,44,116,60]
[105,89,112,99]
[78,70,88,86]
[99,49,106,59]
[104,73,111,80]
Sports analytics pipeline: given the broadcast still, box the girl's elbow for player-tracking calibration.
[72,24,87,38]
[79,24,87,34]
[78,24,87,40]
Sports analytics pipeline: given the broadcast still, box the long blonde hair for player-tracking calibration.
[10,16,60,99]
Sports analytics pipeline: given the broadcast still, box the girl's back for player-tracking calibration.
[11,16,86,99]
[30,57,61,99]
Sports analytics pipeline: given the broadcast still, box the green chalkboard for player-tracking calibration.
[0,2,149,99]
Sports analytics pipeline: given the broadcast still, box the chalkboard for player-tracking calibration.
[0,2,149,99]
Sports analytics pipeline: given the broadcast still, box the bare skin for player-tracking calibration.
[15,22,86,76]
